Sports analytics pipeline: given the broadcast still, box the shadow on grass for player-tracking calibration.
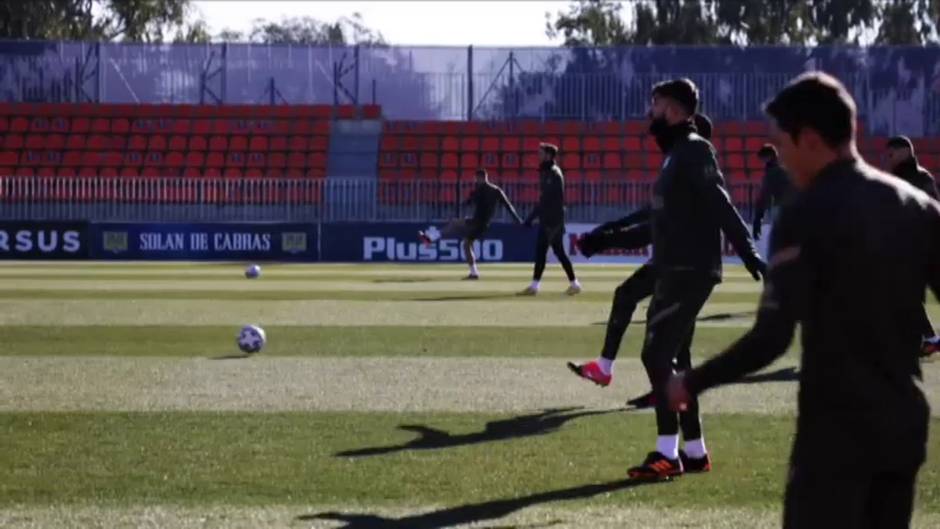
[410,293,518,302]
[209,354,250,360]
[336,407,618,458]
[591,310,757,326]
[372,278,436,284]
[298,478,665,529]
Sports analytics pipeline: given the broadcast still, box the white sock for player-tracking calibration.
[427,231,440,242]
[470,264,479,276]
[596,357,613,375]
[529,280,540,290]
[656,435,680,460]
[570,279,581,288]
[685,437,708,459]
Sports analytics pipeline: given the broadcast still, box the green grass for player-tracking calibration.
[0,325,779,358]
[6,411,936,511]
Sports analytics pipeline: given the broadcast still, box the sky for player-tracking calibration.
[192,1,565,47]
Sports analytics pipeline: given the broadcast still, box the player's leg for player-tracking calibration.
[462,238,479,279]
[629,274,713,479]
[568,264,655,386]
[918,305,940,357]
[783,461,868,529]
[675,323,710,472]
[522,226,550,295]
[548,226,580,294]
[419,218,466,245]
[865,469,918,529]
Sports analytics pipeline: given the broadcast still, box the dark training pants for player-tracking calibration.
[533,224,576,282]
[641,272,715,440]
[918,305,936,340]
[602,264,656,361]
[784,462,918,529]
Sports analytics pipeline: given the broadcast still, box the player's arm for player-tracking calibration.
[462,188,477,207]
[689,143,765,278]
[918,170,939,200]
[927,202,940,303]
[499,189,524,224]
[681,209,804,397]
[598,206,652,231]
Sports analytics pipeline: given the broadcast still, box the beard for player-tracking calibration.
[649,115,670,137]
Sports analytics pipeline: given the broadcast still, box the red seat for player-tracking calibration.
[168,135,186,151]
[185,152,204,167]
[141,168,161,178]
[182,168,201,178]
[624,136,641,151]
[111,119,129,134]
[50,117,69,133]
[15,167,34,176]
[229,136,248,151]
[171,119,190,134]
[144,152,163,167]
[66,135,85,150]
[189,136,208,151]
[0,151,17,165]
[30,117,50,132]
[57,167,76,177]
[270,136,288,151]
[192,120,211,135]
[46,134,65,150]
[726,153,745,170]
[583,137,601,152]
[420,137,438,151]
[10,117,29,133]
[501,152,520,168]
[25,134,44,149]
[204,168,221,178]
[269,153,287,168]
[602,137,621,151]
[441,153,458,169]
[148,136,167,151]
[91,118,110,133]
[287,152,305,168]
[166,152,184,168]
[419,153,438,169]
[108,134,126,150]
[724,137,744,152]
[71,117,90,133]
[584,153,601,169]
[3,134,23,149]
[227,152,245,167]
[379,152,397,168]
[249,137,268,151]
[562,137,580,152]
[209,136,228,151]
[211,120,232,135]
[502,137,521,151]
[561,152,580,169]
[99,168,117,178]
[102,152,122,167]
[400,152,417,168]
[289,136,307,151]
[310,136,328,151]
[224,168,242,178]
[119,167,139,177]
[247,152,265,168]
[20,151,41,166]
[625,153,645,169]
[442,136,459,151]
[460,137,480,151]
[245,168,264,178]
[603,152,622,170]
[482,137,499,152]
[122,151,143,165]
[63,151,82,166]
[460,153,478,168]
[206,152,225,168]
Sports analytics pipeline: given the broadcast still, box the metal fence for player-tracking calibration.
[0,176,762,224]
[1,41,938,135]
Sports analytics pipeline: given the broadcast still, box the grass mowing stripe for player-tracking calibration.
[0,289,762,304]
[0,325,762,358]
[2,411,938,512]
[0,299,763,327]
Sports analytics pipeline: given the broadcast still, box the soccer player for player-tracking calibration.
[752,144,795,240]
[885,136,940,357]
[520,143,581,296]
[620,79,765,480]
[569,113,728,397]
[668,72,937,529]
[419,168,523,279]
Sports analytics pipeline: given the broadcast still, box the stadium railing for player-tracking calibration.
[0,176,761,224]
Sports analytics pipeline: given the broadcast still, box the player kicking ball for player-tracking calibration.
[419,168,523,279]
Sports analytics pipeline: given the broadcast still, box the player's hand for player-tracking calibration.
[578,233,599,258]
[745,256,767,282]
[752,221,762,240]
[667,373,691,412]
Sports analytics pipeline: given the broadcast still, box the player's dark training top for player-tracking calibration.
[465,181,523,226]
[524,162,565,227]
[647,121,761,280]
[754,159,796,227]
[892,156,939,200]
[686,158,938,469]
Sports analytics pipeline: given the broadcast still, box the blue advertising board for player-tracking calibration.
[0,221,90,259]
[320,222,535,262]
[91,222,318,261]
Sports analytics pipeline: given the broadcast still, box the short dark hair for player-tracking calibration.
[757,143,778,159]
[652,78,699,115]
[539,142,558,158]
[886,135,913,151]
[475,168,488,178]
[692,113,712,140]
[764,72,856,148]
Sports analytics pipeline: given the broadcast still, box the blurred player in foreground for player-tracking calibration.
[668,72,938,528]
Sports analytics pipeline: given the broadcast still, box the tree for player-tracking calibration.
[217,13,386,45]
[0,0,206,43]
[875,0,940,44]
[546,0,721,46]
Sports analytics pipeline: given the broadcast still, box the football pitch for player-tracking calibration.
[1,262,939,529]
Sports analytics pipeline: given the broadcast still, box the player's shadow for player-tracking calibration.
[297,477,663,529]
[411,293,516,302]
[209,354,250,360]
[335,407,616,458]
[591,310,756,326]
[737,365,799,384]
[373,278,436,284]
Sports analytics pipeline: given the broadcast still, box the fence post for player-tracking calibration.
[467,45,474,121]
[508,51,515,119]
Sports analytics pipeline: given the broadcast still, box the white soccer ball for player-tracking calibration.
[245,264,261,279]
[237,324,266,354]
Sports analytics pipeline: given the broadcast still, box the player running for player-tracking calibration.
[668,72,937,528]
[752,143,796,240]
[419,168,523,280]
